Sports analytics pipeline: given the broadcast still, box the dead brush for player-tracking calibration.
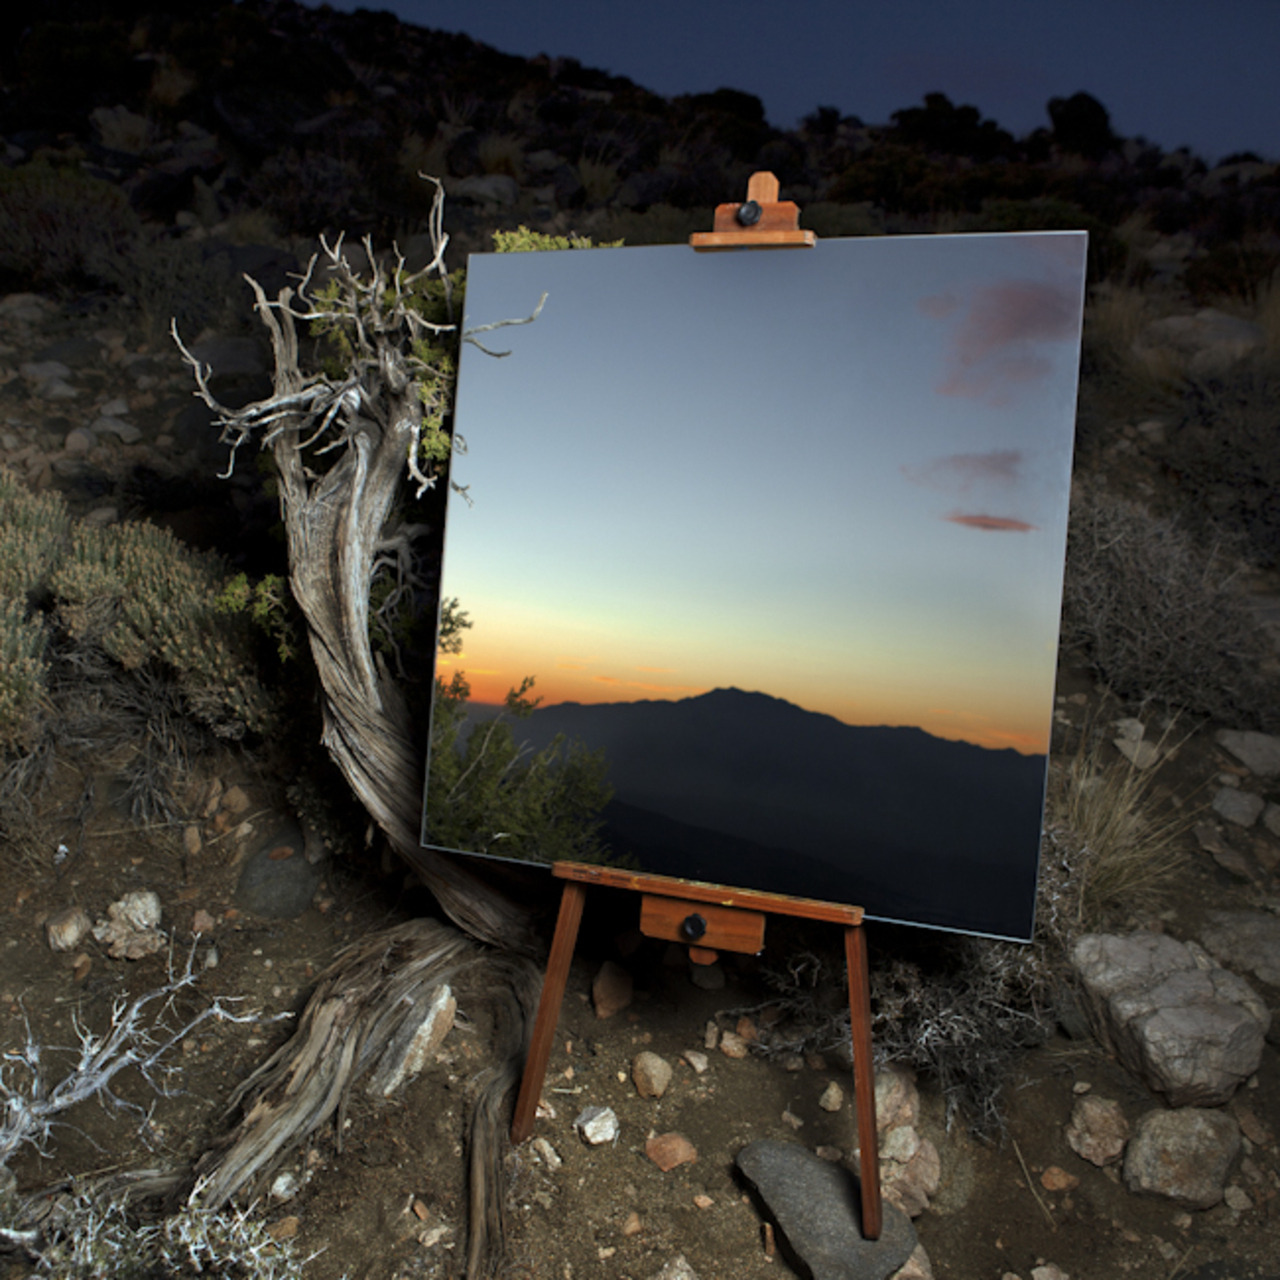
[1041,719,1194,938]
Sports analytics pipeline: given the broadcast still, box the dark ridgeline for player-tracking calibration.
[516,687,1047,939]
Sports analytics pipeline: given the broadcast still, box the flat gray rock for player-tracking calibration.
[1215,729,1280,777]
[736,1140,916,1280]
[1200,910,1280,988]
[234,819,322,918]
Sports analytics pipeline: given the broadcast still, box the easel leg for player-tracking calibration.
[845,923,882,1240]
[510,880,587,1144]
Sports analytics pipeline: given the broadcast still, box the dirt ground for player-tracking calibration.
[3,685,1280,1280]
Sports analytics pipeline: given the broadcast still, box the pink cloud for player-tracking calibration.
[946,512,1037,532]
[936,281,1078,402]
[903,450,1022,493]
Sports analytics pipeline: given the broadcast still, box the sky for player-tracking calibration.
[311,0,1279,164]
[436,232,1087,756]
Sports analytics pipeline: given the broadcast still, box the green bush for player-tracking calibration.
[0,472,274,754]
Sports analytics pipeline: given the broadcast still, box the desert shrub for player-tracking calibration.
[49,519,273,739]
[1184,243,1280,305]
[1160,367,1280,568]
[0,162,142,291]
[0,599,46,754]
[1060,482,1278,727]
[3,1192,315,1279]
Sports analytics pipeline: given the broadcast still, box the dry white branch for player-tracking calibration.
[0,948,280,1169]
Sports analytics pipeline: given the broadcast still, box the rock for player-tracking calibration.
[645,1132,697,1171]
[1215,729,1280,777]
[591,960,632,1018]
[1133,308,1264,375]
[1072,932,1269,1105]
[62,427,94,456]
[819,1081,845,1112]
[1212,787,1266,827]
[234,820,321,919]
[648,1256,700,1280]
[448,173,519,205]
[1265,803,1280,838]
[688,960,725,990]
[1200,910,1280,987]
[875,1067,919,1133]
[1040,1166,1079,1192]
[366,984,455,1098]
[736,1139,917,1280]
[718,1030,750,1058]
[891,1244,934,1280]
[1123,1108,1240,1209]
[1223,1184,1253,1212]
[882,1135,941,1219]
[45,906,92,952]
[1030,1267,1070,1280]
[633,1051,673,1098]
[532,1137,561,1170]
[574,1106,619,1146]
[681,1050,709,1074]
[93,891,165,959]
[90,415,142,444]
[1115,737,1161,769]
[191,908,216,935]
[1065,1095,1129,1166]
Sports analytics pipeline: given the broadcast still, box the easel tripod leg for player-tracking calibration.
[845,922,882,1240]
[511,880,587,1144]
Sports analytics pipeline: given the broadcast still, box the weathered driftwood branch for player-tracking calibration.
[172,189,534,954]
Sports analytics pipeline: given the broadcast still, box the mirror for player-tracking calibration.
[421,230,1087,940]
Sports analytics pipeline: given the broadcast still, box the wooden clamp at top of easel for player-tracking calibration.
[689,171,817,250]
[510,862,883,1242]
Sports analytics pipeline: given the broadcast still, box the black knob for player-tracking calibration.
[680,913,708,941]
[736,200,762,227]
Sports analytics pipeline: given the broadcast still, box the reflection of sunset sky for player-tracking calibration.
[439,232,1086,755]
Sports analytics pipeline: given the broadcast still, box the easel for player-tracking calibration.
[510,863,882,1240]
[508,175,881,1241]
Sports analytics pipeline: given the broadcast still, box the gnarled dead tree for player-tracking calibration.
[172,184,542,1276]
[173,191,533,951]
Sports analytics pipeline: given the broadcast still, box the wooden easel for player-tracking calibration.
[509,178,880,1240]
[509,863,882,1240]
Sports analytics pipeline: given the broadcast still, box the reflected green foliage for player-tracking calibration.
[426,674,614,865]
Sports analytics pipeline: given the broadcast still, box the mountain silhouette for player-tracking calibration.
[515,687,1047,939]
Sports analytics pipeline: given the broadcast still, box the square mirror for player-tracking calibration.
[421,230,1087,941]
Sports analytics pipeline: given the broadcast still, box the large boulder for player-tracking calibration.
[1072,932,1269,1105]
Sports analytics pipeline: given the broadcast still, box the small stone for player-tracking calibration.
[411,1199,429,1220]
[269,1171,299,1201]
[621,1210,642,1236]
[1030,1267,1069,1280]
[532,1137,561,1170]
[818,1081,844,1112]
[648,1256,700,1280]
[688,961,725,990]
[221,784,251,813]
[1223,1185,1253,1212]
[815,1145,843,1162]
[592,961,633,1018]
[46,906,92,952]
[183,825,202,857]
[718,1031,749,1059]
[646,1132,697,1172]
[681,1050,709,1074]
[71,953,92,982]
[1040,1166,1079,1192]
[1115,738,1161,769]
[267,1216,299,1241]
[633,1051,673,1099]
[782,1109,804,1130]
[1124,1108,1240,1208]
[703,1020,719,1050]
[574,1106,619,1146]
[692,1193,713,1209]
[1065,1095,1129,1167]
[191,908,216,935]
[893,1243,935,1280]
[1212,787,1266,828]
[63,427,94,455]
[735,1016,758,1042]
